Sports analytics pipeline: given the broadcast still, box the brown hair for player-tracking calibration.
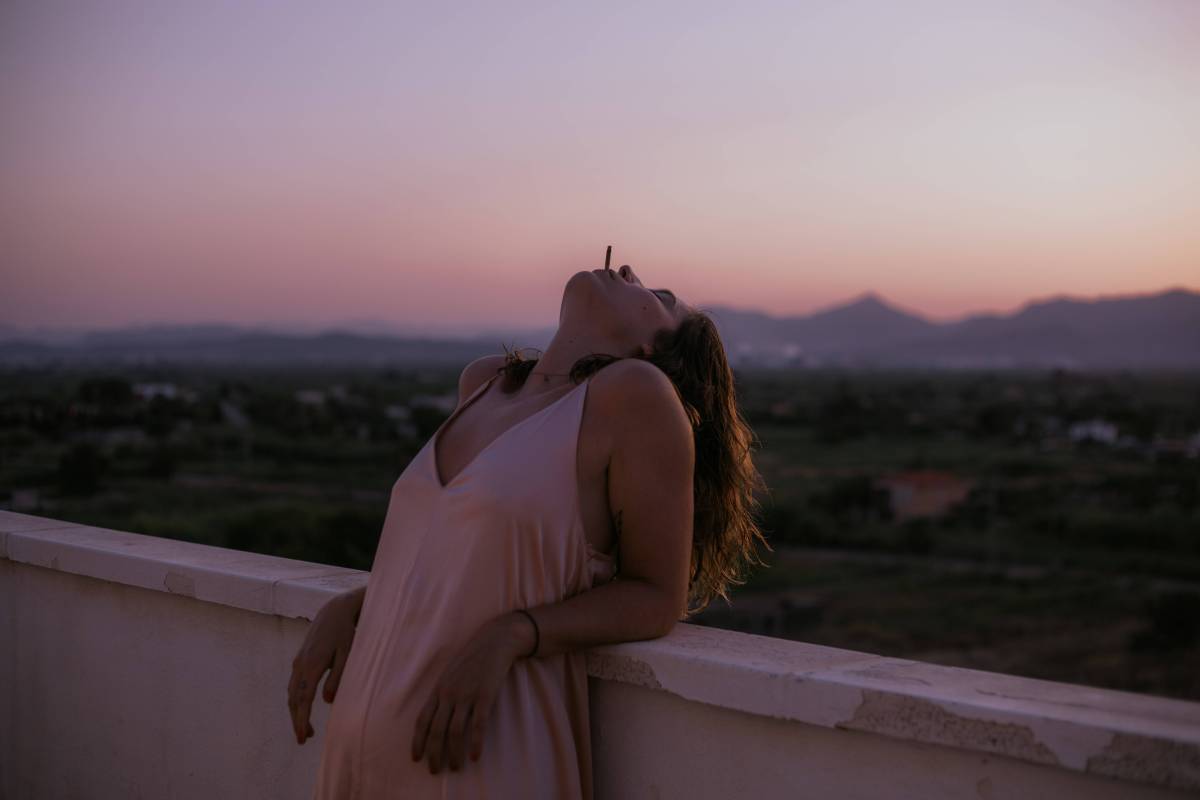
[495,311,771,617]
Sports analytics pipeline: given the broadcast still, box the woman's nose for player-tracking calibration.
[619,264,638,283]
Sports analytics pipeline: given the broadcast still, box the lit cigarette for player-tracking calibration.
[605,245,612,272]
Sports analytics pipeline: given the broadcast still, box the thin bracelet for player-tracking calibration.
[515,609,540,658]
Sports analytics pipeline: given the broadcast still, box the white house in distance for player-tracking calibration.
[1068,418,1118,445]
[133,382,196,402]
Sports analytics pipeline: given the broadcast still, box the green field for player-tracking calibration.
[3,364,1198,701]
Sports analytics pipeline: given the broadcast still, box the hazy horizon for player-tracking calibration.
[4,283,1195,341]
[4,0,1198,332]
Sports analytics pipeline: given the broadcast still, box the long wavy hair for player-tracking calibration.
[494,310,771,617]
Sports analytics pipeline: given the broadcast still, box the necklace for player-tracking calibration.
[530,371,573,383]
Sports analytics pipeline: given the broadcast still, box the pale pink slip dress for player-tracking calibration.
[313,371,617,799]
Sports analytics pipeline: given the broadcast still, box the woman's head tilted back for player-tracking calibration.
[499,263,771,617]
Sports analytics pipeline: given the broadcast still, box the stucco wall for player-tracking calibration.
[2,511,1198,799]
[590,681,1189,799]
[2,560,324,799]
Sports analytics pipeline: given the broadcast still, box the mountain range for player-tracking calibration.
[705,287,1200,368]
[2,287,1197,369]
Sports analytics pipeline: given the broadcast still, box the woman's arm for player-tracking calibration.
[501,362,695,655]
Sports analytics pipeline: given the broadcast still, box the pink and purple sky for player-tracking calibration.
[2,0,1198,335]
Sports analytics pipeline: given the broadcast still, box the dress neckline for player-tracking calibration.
[430,373,589,491]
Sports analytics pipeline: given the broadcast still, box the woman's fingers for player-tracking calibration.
[411,690,490,770]
[289,647,333,745]
[467,689,494,762]
[411,693,438,762]
[445,702,474,771]
[294,671,318,744]
[410,690,470,772]
[423,697,455,773]
[287,659,299,709]
[287,660,302,737]
[324,645,350,703]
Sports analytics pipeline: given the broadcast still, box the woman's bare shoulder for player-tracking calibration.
[456,354,507,404]
[589,359,689,432]
[590,357,672,394]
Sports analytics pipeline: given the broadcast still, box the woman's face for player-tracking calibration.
[564,264,691,356]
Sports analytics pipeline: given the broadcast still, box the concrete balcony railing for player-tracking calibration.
[2,509,1198,799]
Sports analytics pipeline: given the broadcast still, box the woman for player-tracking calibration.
[288,261,769,798]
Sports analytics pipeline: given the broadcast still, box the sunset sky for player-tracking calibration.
[3,0,1198,335]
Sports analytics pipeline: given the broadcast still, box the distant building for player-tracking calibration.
[875,470,975,521]
[1068,419,1118,445]
[133,382,182,401]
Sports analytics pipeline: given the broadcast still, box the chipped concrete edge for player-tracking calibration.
[0,511,365,620]
[5,511,1199,791]
[584,639,1200,793]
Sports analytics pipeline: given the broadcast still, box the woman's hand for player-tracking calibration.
[411,611,536,773]
[288,587,364,745]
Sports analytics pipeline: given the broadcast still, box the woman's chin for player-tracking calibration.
[567,268,600,286]
[560,270,613,322]
[564,269,604,299]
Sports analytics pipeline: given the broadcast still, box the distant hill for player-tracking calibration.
[706,287,1200,369]
[708,292,939,362]
[1,287,1196,369]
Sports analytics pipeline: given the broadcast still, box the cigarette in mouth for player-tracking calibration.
[605,245,612,272]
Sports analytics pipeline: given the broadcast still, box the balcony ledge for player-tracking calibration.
[3,509,1198,797]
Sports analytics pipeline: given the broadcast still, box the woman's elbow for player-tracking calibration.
[651,594,685,638]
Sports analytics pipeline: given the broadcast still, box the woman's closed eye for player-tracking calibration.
[652,290,676,308]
